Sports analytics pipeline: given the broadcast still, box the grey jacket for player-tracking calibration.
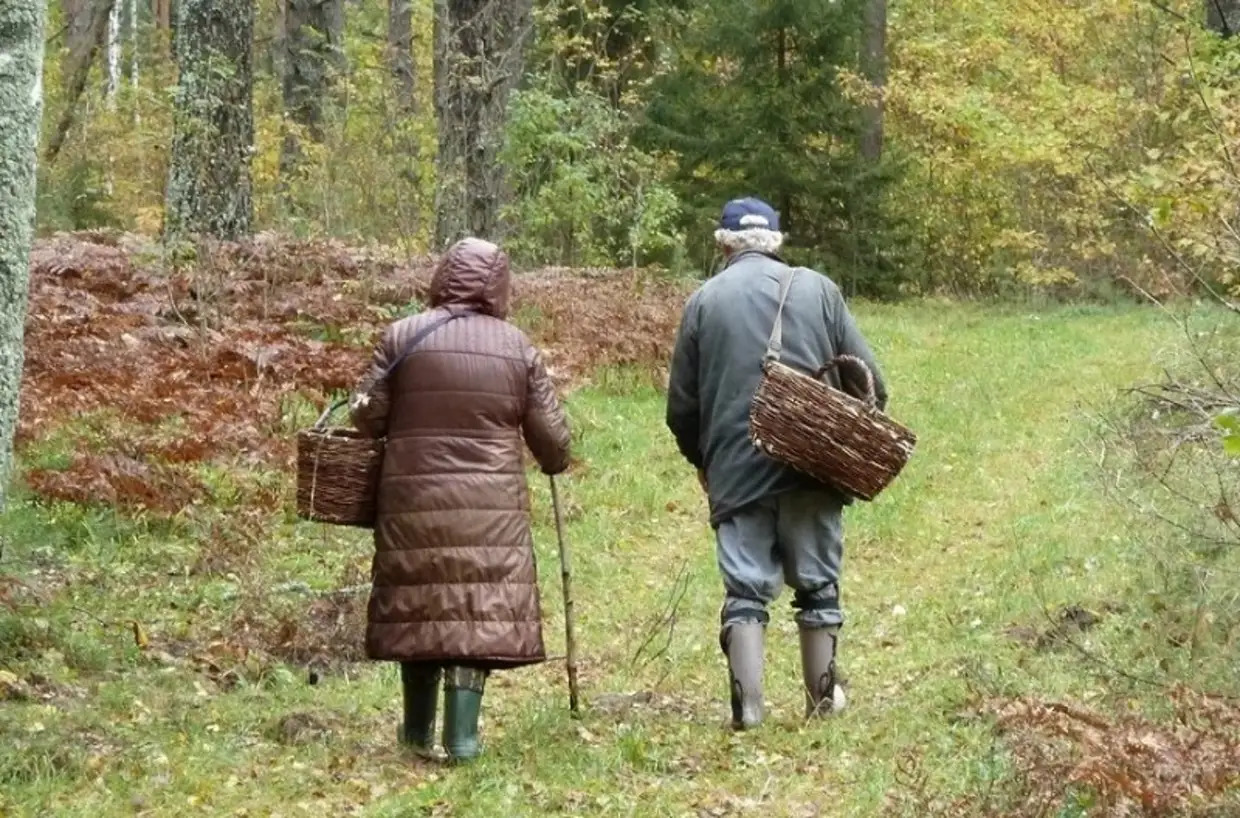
[666,250,888,526]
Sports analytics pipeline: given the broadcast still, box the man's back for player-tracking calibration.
[667,250,887,525]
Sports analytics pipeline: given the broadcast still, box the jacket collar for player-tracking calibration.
[719,248,787,273]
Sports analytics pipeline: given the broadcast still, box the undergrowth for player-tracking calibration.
[5,285,1239,816]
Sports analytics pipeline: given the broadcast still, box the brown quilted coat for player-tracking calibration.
[349,238,571,668]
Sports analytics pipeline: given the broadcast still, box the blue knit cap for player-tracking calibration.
[719,197,780,231]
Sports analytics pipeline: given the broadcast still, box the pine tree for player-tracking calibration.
[164,0,255,242]
[433,0,533,249]
[639,0,903,291]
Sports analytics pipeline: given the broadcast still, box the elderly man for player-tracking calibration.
[666,197,888,730]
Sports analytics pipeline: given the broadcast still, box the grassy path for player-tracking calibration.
[0,303,1182,817]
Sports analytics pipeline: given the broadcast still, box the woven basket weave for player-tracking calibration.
[750,355,916,501]
[296,417,383,528]
[747,268,917,501]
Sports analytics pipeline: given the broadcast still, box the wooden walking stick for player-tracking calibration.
[549,475,581,716]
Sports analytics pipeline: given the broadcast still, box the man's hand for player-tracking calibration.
[350,392,371,412]
[697,468,708,494]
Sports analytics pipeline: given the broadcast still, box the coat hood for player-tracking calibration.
[428,237,511,318]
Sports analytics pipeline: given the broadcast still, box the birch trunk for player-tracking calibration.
[106,0,120,105]
[128,0,139,94]
[0,0,48,510]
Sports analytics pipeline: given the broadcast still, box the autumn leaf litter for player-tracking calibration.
[14,231,1240,810]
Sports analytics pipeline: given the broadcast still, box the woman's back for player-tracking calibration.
[350,238,570,669]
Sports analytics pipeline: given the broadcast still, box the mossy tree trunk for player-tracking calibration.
[1207,0,1240,36]
[388,0,415,113]
[279,0,344,182]
[432,0,532,250]
[164,0,254,242]
[0,0,48,510]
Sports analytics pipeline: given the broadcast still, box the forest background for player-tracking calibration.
[3,0,1240,815]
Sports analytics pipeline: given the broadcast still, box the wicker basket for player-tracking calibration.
[293,310,475,528]
[295,400,384,528]
[749,355,916,501]
[747,268,917,502]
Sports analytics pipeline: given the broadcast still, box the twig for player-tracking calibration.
[631,559,691,673]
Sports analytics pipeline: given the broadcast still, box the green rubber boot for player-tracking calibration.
[398,663,441,756]
[442,666,488,763]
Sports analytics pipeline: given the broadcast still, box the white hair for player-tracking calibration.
[714,227,784,256]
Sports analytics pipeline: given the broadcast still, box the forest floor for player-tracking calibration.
[2,232,1240,817]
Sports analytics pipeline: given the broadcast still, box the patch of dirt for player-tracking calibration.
[1005,603,1127,652]
[266,711,343,745]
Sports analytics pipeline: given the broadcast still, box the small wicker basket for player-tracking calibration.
[747,268,917,502]
[295,399,383,528]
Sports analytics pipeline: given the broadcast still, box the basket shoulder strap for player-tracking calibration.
[764,267,798,363]
[379,309,473,382]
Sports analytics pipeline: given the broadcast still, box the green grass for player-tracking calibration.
[0,301,1227,817]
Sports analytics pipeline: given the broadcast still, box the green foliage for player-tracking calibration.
[500,85,684,268]
[1218,409,1240,457]
[636,0,908,293]
[30,0,1240,297]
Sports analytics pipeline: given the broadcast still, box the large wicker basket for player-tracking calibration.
[295,399,383,528]
[750,355,916,501]
[748,268,917,502]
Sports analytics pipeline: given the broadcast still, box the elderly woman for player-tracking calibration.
[349,237,572,762]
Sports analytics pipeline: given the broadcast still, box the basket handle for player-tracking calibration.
[313,397,351,430]
[814,354,877,409]
[315,308,476,432]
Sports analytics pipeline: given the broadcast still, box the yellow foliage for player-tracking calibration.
[885,0,1217,294]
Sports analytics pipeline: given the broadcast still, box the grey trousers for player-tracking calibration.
[715,489,845,628]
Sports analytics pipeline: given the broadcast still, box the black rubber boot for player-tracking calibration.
[799,625,846,719]
[720,622,765,730]
[442,666,488,763]
[398,663,441,756]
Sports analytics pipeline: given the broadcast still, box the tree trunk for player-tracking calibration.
[154,0,171,55]
[63,0,94,89]
[1206,0,1240,36]
[46,0,115,163]
[105,0,120,105]
[164,0,254,242]
[388,0,415,113]
[128,0,139,95]
[0,0,48,510]
[279,0,345,177]
[433,0,532,250]
[860,0,886,162]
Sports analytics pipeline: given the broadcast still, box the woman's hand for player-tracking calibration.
[697,468,708,493]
